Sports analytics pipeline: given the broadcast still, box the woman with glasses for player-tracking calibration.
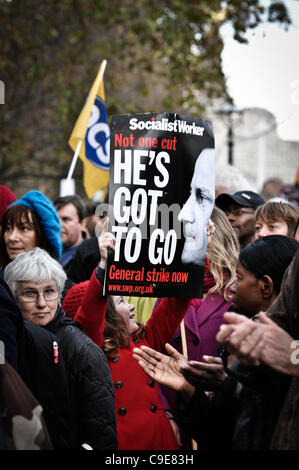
[4,247,117,450]
[0,276,74,450]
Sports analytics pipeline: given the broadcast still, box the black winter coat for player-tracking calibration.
[174,360,290,450]
[66,236,100,283]
[0,281,72,449]
[44,307,117,450]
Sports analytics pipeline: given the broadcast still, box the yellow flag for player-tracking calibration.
[68,60,110,199]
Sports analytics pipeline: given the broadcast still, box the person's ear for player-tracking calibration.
[260,275,274,299]
[80,217,88,234]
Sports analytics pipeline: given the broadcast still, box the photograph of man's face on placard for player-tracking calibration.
[178,148,215,267]
[107,112,215,298]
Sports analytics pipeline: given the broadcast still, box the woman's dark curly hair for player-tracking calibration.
[103,297,146,361]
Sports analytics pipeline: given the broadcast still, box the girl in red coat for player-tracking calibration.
[63,218,203,450]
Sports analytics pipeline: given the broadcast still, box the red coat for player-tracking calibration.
[75,270,192,450]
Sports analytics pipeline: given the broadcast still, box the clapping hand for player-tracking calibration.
[133,343,195,398]
[133,343,227,398]
[180,356,227,391]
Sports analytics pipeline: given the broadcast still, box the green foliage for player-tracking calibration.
[0,0,291,197]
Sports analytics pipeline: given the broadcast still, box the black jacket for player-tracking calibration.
[0,281,72,449]
[44,307,117,450]
[174,360,290,450]
[0,280,24,373]
[23,322,75,449]
[66,236,100,283]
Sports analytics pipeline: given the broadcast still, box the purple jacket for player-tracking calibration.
[155,292,232,412]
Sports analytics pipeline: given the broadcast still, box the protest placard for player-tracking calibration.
[104,112,215,298]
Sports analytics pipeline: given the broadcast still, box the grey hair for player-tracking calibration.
[4,247,67,299]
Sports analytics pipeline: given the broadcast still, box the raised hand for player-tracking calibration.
[97,217,116,269]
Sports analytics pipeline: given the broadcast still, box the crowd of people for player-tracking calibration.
[0,171,298,450]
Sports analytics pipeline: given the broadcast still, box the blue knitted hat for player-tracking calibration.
[11,190,62,260]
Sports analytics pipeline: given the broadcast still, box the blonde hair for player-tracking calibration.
[206,206,240,300]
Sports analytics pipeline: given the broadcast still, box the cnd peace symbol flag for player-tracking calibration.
[68,61,110,199]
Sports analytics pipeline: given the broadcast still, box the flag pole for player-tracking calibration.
[66,139,82,181]
[66,59,108,181]
[180,319,198,451]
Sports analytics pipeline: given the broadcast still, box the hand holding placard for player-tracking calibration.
[98,217,116,270]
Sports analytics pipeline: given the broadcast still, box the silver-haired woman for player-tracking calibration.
[4,247,117,450]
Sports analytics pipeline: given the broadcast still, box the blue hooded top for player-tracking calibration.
[11,190,62,260]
